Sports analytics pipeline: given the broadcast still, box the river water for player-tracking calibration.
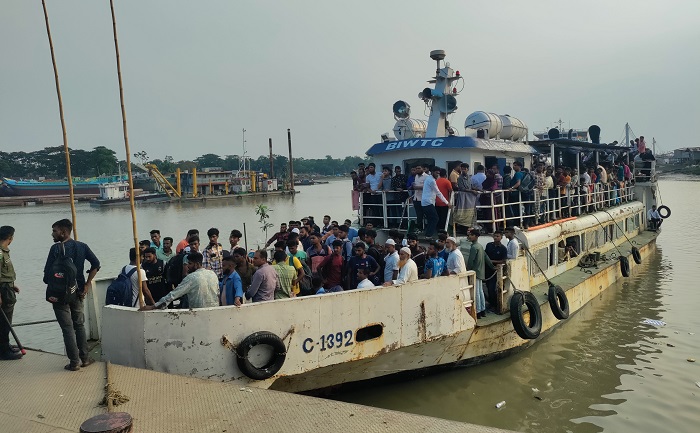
[1,179,698,432]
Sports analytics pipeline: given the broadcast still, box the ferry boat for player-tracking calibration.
[89,181,170,207]
[89,50,663,393]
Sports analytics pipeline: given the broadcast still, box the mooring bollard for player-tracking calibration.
[79,412,133,433]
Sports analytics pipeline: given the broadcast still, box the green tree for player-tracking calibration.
[92,146,118,175]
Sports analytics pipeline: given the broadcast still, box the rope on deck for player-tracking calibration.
[101,361,130,410]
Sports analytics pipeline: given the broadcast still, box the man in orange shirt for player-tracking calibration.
[176,229,198,254]
[436,168,453,232]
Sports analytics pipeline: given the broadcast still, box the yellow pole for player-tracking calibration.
[109,0,144,308]
[193,167,198,198]
[176,168,181,197]
[225,181,228,194]
[250,172,256,192]
[209,179,212,195]
[42,0,78,240]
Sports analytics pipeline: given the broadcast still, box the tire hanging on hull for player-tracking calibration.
[631,246,642,264]
[548,285,570,320]
[619,256,630,277]
[236,331,287,380]
[510,291,542,340]
[657,205,671,219]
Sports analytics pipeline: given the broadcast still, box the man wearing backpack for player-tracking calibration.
[43,219,100,371]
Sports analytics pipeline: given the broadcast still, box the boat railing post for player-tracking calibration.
[518,190,523,227]
[490,190,495,233]
[382,191,388,228]
[359,191,364,226]
[496,263,505,314]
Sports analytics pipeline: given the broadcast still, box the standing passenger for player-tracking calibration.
[383,239,400,284]
[0,226,22,360]
[272,251,297,299]
[44,219,100,371]
[219,256,243,306]
[158,237,175,263]
[421,166,450,238]
[466,229,492,318]
[246,250,278,302]
[424,242,446,278]
[445,237,466,275]
[202,228,224,278]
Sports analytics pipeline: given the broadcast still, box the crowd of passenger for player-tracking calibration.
[351,151,652,233]
[126,217,526,320]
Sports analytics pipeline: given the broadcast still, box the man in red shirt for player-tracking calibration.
[435,168,453,232]
[317,240,345,292]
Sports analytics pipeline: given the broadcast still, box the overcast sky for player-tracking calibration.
[1,0,698,162]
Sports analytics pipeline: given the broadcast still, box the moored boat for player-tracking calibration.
[89,181,170,207]
[1,175,125,196]
[92,50,664,393]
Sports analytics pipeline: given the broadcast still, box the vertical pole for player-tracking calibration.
[193,167,198,197]
[243,222,248,252]
[287,129,294,191]
[176,168,181,196]
[268,138,274,178]
[109,0,143,307]
[576,152,580,215]
[42,0,78,240]
[550,142,555,170]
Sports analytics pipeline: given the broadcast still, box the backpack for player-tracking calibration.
[518,171,535,193]
[289,255,314,296]
[45,243,79,304]
[106,266,138,307]
[163,253,189,309]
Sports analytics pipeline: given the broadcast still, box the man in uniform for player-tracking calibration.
[0,226,22,360]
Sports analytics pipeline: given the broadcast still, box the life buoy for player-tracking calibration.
[510,291,542,340]
[631,247,642,265]
[548,284,569,320]
[657,205,671,219]
[619,256,630,277]
[236,331,286,380]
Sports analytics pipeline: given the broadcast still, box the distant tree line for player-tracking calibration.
[0,147,369,179]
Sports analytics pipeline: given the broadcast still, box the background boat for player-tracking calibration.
[1,175,125,196]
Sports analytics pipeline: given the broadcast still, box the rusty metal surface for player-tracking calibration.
[0,350,106,432]
[108,361,515,433]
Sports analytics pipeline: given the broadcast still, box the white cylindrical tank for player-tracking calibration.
[464,111,502,139]
[499,115,528,141]
[393,118,427,140]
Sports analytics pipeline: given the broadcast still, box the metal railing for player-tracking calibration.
[357,178,640,233]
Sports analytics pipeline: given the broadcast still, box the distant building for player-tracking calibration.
[671,147,700,164]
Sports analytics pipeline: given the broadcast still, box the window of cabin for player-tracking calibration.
[403,158,435,174]
[530,247,549,276]
[565,235,581,255]
[549,243,556,266]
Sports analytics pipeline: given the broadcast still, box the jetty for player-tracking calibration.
[0,350,514,433]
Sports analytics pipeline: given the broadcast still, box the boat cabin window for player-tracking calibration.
[595,227,606,248]
[530,247,549,276]
[484,156,506,175]
[634,214,640,229]
[549,244,556,266]
[565,235,581,254]
[607,225,614,242]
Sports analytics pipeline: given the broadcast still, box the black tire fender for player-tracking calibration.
[631,246,642,265]
[619,256,630,277]
[548,284,570,320]
[510,291,542,340]
[657,205,671,219]
[236,331,287,380]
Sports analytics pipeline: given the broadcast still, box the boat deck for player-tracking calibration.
[476,229,659,327]
[0,350,515,433]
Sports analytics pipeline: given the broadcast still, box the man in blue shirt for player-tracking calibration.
[220,256,243,306]
[424,242,446,278]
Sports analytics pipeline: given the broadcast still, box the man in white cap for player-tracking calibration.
[445,237,466,274]
[383,247,418,286]
[383,239,400,283]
